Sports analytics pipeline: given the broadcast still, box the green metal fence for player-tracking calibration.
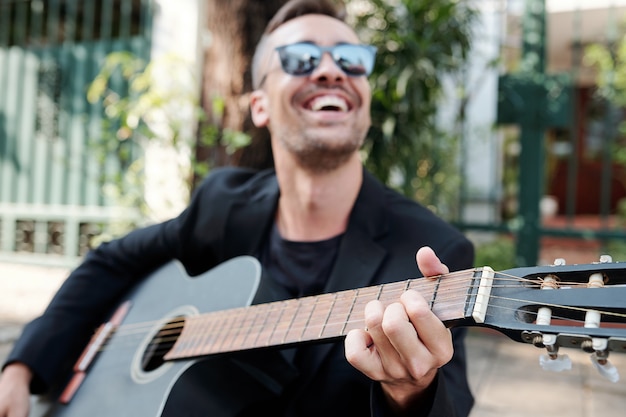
[0,0,153,265]
[456,0,626,267]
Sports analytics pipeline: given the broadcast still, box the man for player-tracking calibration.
[0,0,475,416]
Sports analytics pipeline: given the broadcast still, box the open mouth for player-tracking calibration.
[305,95,350,112]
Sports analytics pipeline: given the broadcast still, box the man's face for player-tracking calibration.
[251,14,373,173]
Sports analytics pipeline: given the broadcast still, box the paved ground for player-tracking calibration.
[1,262,626,416]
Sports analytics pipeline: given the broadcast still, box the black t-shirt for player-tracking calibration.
[260,223,343,298]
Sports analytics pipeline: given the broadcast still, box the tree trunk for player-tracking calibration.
[197,0,287,180]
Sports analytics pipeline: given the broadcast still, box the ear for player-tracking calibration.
[249,90,269,128]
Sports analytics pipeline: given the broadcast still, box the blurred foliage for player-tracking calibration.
[350,0,476,217]
[473,235,516,271]
[584,36,626,168]
[86,51,249,240]
[584,28,626,264]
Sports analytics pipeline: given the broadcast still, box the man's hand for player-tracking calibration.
[344,246,452,413]
[0,363,32,417]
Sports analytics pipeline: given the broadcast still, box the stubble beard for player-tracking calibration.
[277,126,367,174]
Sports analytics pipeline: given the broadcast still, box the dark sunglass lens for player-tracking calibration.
[279,43,320,75]
[333,45,374,76]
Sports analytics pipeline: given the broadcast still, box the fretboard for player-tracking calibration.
[164,268,484,360]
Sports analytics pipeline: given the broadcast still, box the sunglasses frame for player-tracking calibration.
[274,42,377,78]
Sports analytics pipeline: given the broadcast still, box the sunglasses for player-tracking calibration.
[274,42,377,78]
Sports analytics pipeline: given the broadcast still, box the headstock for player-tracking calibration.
[480,255,626,381]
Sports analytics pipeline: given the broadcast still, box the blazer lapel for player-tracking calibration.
[325,169,389,293]
[221,170,280,260]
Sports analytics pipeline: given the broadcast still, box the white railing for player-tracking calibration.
[0,203,141,267]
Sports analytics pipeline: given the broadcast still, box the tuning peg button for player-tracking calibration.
[599,255,613,263]
[540,353,572,372]
[590,353,620,382]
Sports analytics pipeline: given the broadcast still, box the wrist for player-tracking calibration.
[2,362,33,385]
[381,371,438,415]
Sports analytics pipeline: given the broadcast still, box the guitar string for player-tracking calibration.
[100,271,527,339]
[90,271,626,356]
[97,299,621,358]
[105,268,480,334]
[95,270,613,348]
[101,287,623,354]
[106,273,601,339]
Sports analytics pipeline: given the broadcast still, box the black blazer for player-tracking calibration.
[7,167,475,416]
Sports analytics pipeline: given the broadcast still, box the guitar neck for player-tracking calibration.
[164,267,490,361]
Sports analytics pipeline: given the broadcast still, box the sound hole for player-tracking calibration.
[141,316,186,371]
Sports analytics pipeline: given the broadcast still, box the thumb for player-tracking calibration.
[415,246,449,277]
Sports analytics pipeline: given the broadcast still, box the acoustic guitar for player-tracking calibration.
[45,255,626,416]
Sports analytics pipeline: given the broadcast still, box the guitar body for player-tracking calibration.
[45,256,261,417]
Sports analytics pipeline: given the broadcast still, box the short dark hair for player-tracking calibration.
[264,0,346,34]
[251,0,348,89]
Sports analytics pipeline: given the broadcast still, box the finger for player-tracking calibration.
[345,328,373,359]
[399,290,453,364]
[415,246,449,277]
[363,300,392,351]
[345,328,380,376]
[380,301,426,361]
[363,300,409,376]
[369,299,435,382]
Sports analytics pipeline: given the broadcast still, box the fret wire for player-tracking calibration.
[282,300,300,340]
[267,300,288,346]
[246,304,270,347]
[223,309,240,351]
[430,276,441,310]
[224,307,245,351]
[200,317,217,354]
[185,316,204,354]
[322,290,355,338]
[252,304,271,346]
[300,295,321,341]
[319,292,338,338]
[244,304,268,347]
[213,311,232,352]
[341,288,360,336]
[177,317,192,354]
[282,300,301,344]
[290,297,317,342]
[263,301,284,346]
[231,308,254,349]
[204,314,220,354]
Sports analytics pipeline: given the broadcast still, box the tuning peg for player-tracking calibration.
[583,337,619,382]
[579,273,618,382]
[540,354,572,372]
[590,352,620,382]
[599,254,613,263]
[538,334,572,372]
[534,276,572,372]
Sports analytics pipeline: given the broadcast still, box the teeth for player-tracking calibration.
[310,95,348,112]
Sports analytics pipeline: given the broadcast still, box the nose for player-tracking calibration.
[310,51,346,83]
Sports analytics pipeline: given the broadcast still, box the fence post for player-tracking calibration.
[515,0,547,266]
